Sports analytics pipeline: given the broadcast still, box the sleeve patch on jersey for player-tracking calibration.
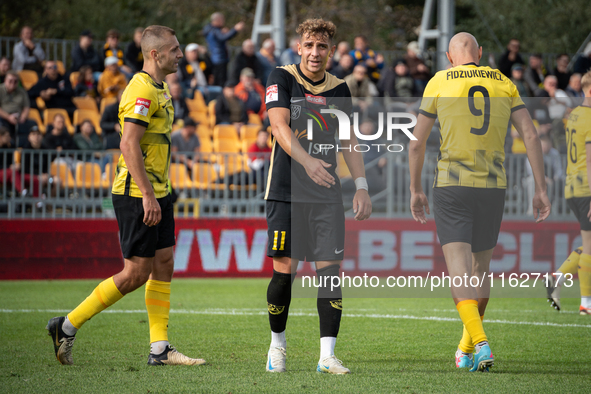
[266,84,278,103]
[134,98,151,117]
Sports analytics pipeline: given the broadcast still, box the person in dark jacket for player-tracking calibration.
[497,39,524,78]
[215,81,248,126]
[43,113,76,151]
[99,96,121,150]
[71,30,102,72]
[28,61,76,117]
[124,27,144,73]
[230,39,264,84]
[203,12,245,86]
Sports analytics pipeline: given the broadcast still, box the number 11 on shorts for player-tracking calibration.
[272,230,286,251]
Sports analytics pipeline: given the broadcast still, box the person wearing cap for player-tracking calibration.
[98,56,127,99]
[125,27,144,73]
[12,26,45,74]
[178,43,212,98]
[510,63,532,97]
[71,30,102,72]
[234,67,266,122]
[171,117,200,170]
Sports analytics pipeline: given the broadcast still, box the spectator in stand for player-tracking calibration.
[257,38,278,85]
[279,37,300,66]
[566,73,584,99]
[0,57,11,84]
[350,35,384,83]
[0,127,15,180]
[573,42,591,74]
[554,54,571,90]
[124,27,144,73]
[74,120,103,152]
[540,75,571,119]
[331,53,354,79]
[99,92,121,149]
[510,64,532,97]
[403,41,430,95]
[524,134,563,214]
[345,64,378,100]
[378,59,416,99]
[28,61,76,118]
[0,71,31,139]
[234,68,266,123]
[74,65,99,100]
[524,53,547,94]
[101,29,132,77]
[71,30,102,73]
[246,128,271,172]
[178,43,211,99]
[98,56,127,100]
[43,113,76,151]
[169,82,189,123]
[497,39,524,78]
[19,127,50,197]
[171,117,200,169]
[333,41,350,65]
[203,12,245,86]
[231,39,264,84]
[215,81,248,129]
[12,26,45,74]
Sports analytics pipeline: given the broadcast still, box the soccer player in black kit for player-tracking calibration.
[264,18,372,374]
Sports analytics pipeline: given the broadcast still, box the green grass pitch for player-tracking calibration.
[0,279,589,393]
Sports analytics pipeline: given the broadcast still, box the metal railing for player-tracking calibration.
[0,148,574,220]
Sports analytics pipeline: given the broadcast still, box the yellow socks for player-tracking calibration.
[456,300,487,346]
[145,280,171,343]
[458,315,484,353]
[579,253,591,300]
[67,277,123,329]
[558,247,582,276]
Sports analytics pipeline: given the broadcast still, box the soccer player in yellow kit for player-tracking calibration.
[46,25,205,366]
[409,33,551,371]
[546,71,591,315]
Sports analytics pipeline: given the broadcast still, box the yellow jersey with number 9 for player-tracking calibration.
[564,106,591,199]
[112,71,173,198]
[419,63,525,188]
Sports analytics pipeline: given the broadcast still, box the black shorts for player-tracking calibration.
[113,194,176,259]
[567,197,591,231]
[433,187,505,253]
[266,200,345,261]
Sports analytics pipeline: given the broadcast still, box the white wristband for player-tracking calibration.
[354,177,368,191]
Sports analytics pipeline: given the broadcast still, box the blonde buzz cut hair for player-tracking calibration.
[141,25,176,57]
[296,18,336,43]
[581,70,591,93]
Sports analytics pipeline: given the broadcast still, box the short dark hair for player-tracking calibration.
[296,19,336,42]
[106,29,120,39]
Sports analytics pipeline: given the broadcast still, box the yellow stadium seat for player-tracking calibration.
[50,162,76,189]
[192,163,224,190]
[73,96,99,112]
[213,124,239,141]
[189,111,209,125]
[103,163,116,187]
[208,100,216,128]
[36,97,46,111]
[240,124,261,140]
[214,139,240,153]
[218,154,246,177]
[27,108,46,133]
[13,149,22,165]
[241,138,256,153]
[75,162,104,190]
[186,90,207,113]
[196,124,212,139]
[248,112,262,125]
[73,109,102,134]
[169,163,194,189]
[18,70,38,90]
[100,96,118,114]
[44,108,75,134]
[70,71,80,88]
[55,61,66,75]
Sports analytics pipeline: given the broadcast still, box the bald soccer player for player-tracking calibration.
[409,33,551,371]
[46,25,206,367]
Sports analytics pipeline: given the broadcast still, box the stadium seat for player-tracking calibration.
[44,108,75,134]
[18,70,38,90]
[73,109,102,134]
[196,124,213,139]
[27,108,46,133]
[36,97,46,111]
[72,96,99,112]
[50,162,76,189]
[103,162,117,187]
[13,149,22,165]
[214,138,240,153]
[100,96,118,114]
[241,138,256,153]
[213,125,239,141]
[208,100,216,128]
[240,124,261,140]
[55,61,66,75]
[186,90,207,113]
[248,113,262,125]
[189,111,209,125]
[218,154,246,177]
[69,71,80,88]
[191,163,224,190]
[169,163,194,190]
[198,137,213,155]
[75,162,105,190]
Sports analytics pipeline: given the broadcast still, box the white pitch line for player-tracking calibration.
[1,308,589,329]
